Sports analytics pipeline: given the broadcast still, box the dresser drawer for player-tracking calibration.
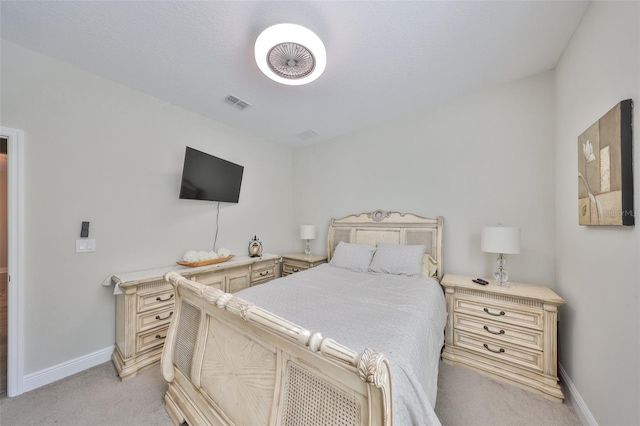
[453,313,543,351]
[252,264,277,283]
[138,288,175,313]
[454,330,543,372]
[454,296,543,330]
[137,326,168,353]
[137,306,174,333]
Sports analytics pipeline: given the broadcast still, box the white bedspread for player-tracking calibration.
[237,264,447,426]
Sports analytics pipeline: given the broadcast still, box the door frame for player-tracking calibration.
[1,126,24,397]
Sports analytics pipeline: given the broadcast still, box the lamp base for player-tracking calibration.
[494,253,509,286]
[304,240,312,257]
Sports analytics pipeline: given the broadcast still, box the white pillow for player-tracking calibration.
[330,242,376,272]
[422,253,438,278]
[369,243,426,277]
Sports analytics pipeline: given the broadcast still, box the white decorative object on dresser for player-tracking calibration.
[111,253,280,381]
[440,274,565,402]
[281,253,327,276]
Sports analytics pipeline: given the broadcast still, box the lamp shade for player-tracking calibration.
[481,227,521,254]
[300,225,316,240]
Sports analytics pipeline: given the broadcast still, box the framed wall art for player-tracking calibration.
[578,99,634,226]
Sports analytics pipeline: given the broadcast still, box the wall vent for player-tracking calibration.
[295,129,320,140]
[223,94,251,111]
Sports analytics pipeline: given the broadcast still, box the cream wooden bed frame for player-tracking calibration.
[161,210,444,425]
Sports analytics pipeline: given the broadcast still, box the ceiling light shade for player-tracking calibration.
[255,24,326,86]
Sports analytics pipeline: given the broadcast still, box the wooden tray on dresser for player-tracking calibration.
[176,255,234,267]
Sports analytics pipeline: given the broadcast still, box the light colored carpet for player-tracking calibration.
[0,360,581,425]
[434,362,581,425]
[0,362,172,426]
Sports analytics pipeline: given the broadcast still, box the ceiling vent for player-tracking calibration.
[223,94,251,111]
[295,129,320,140]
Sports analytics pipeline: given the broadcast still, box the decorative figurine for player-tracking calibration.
[248,235,263,258]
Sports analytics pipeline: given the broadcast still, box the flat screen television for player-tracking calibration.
[179,147,244,203]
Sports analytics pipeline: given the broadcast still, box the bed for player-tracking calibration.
[161,210,446,425]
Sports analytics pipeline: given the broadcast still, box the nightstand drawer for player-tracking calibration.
[138,289,175,313]
[454,330,543,372]
[281,254,327,277]
[137,306,174,333]
[137,326,168,353]
[455,296,543,330]
[453,313,543,351]
[282,263,308,275]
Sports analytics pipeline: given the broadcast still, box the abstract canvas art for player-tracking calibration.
[578,99,634,226]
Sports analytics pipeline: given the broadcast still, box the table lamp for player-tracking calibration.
[300,225,316,256]
[481,226,520,286]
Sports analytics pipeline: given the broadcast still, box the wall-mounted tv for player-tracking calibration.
[179,147,244,203]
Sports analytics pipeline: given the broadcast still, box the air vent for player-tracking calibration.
[223,94,252,111]
[295,129,320,140]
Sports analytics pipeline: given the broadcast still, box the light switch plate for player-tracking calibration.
[76,239,96,253]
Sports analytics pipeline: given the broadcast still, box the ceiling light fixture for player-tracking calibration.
[255,23,326,86]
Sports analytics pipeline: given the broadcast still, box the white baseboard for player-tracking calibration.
[22,346,114,393]
[559,363,598,425]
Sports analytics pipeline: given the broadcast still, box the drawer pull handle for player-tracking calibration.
[156,294,174,302]
[259,271,270,276]
[155,334,166,340]
[483,308,505,317]
[483,343,505,354]
[156,312,174,321]
[292,268,300,273]
[483,325,505,335]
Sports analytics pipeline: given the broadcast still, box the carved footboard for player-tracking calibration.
[161,272,393,426]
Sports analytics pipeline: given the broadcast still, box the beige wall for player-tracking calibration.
[555,2,639,424]
[0,40,294,374]
[293,71,556,286]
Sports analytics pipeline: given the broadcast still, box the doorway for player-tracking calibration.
[1,126,24,397]
[0,137,6,394]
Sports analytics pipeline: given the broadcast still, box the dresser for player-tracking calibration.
[281,253,327,276]
[440,274,565,402]
[112,254,280,380]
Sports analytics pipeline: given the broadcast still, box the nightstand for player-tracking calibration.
[281,253,327,276]
[440,274,565,402]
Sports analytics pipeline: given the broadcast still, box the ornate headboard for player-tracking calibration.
[327,210,444,280]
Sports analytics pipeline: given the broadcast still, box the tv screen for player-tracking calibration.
[179,147,244,203]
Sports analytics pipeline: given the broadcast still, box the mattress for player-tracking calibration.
[237,263,447,425]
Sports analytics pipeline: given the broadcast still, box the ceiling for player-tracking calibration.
[0,1,589,148]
